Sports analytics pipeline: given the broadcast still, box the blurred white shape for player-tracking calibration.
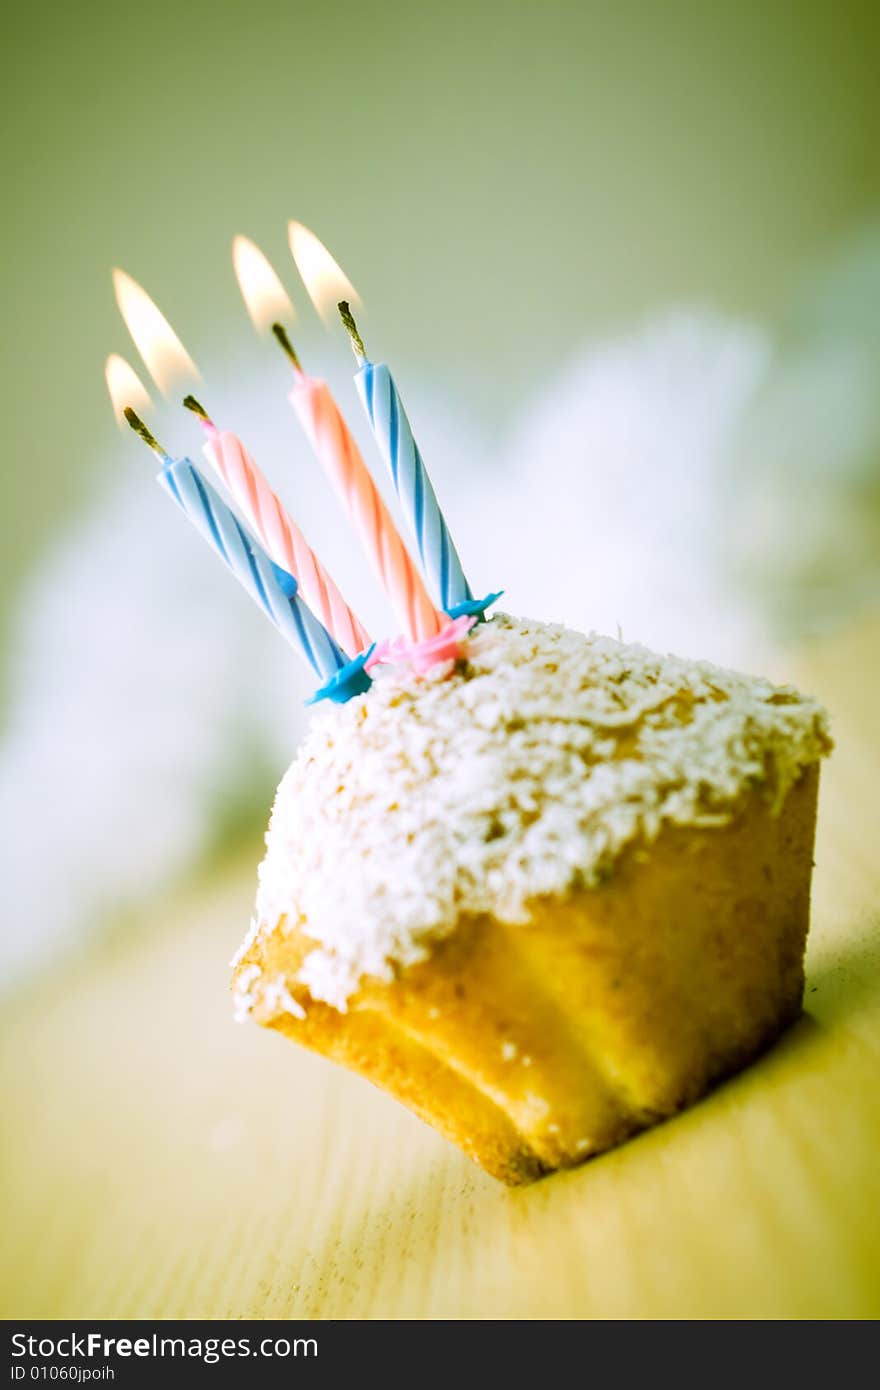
[0,468,303,984]
[470,312,773,665]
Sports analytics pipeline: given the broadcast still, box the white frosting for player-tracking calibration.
[244,614,831,1012]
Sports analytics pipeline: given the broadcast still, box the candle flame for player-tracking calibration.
[104,353,153,428]
[289,221,361,322]
[232,235,295,333]
[112,268,200,397]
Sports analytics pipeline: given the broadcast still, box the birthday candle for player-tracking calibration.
[184,396,371,657]
[338,303,473,614]
[124,410,347,682]
[272,325,443,644]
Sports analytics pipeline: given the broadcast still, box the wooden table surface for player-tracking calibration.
[3,616,879,1320]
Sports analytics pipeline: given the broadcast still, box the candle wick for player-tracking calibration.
[272,322,303,374]
[337,300,366,363]
[124,407,168,461]
[183,394,215,429]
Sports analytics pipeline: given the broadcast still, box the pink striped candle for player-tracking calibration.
[184,396,370,657]
[272,326,443,644]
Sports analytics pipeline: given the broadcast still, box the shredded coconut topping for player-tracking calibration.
[232,962,261,1023]
[246,614,831,1012]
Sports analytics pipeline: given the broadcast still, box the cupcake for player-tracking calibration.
[232,614,831,1184]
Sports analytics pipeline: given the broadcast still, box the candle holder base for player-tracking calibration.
[308,648,375,705]
[445,590,504,622]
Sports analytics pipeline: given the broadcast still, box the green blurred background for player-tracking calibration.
[3,0,879,634]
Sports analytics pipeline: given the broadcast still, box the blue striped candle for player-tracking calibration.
[339,305,473,614]
[157,456,347,682]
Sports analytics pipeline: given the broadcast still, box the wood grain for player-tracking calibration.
[2,615,878,1319]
